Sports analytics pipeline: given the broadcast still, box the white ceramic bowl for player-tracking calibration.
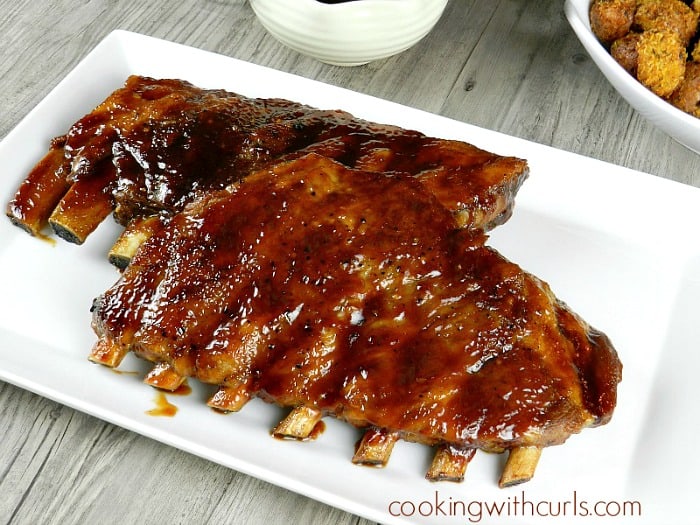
[249,0,449,67]
[565,0,700,154]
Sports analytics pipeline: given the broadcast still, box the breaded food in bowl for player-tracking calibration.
[565,0,700,153]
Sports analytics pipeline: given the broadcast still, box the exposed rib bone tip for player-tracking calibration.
[272,406,323,440]
[499,446,542,488]
[144,362,186,391]
[6,141,70,237]
[47,163,115,245]
[109,215,162,269]
[206,386,251,413]
[88,339,129,368]
[352,427,399,467]
[426,445,475,482]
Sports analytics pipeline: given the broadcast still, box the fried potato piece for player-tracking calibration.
[637,30,687,97]
[590,0,636,44]
[670,61,700,116]
[634,0,699,47]
[611,32,641,74]
[591,0,700,119]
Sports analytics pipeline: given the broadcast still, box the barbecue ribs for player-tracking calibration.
[5,76,621,486]
[6,76,528,255]
[89,153,621,486]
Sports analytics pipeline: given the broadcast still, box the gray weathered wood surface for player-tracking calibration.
[0,1,697,524]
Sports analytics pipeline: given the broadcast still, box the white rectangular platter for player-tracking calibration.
[1,30,698,525]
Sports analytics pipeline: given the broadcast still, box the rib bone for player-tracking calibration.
[5,137,70,237]
[426,445,476,482]
[88,338,129,368]
[352,428,400,467]
[272,406,323,440]
[144,362,186,391]
[499,446,543,487]
[108,215,163,269]
[48,160,115,244]
[207,385,251,413]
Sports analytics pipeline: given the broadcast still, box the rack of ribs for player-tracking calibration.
[89,153,621,487]
[6,75,528,268]
[5,76,621,487]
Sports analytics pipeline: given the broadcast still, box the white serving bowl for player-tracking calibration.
[249,0,449,67]
[565,0,700,154]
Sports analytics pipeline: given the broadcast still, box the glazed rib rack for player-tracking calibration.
[7,76,528,266]
[5,76,622,488]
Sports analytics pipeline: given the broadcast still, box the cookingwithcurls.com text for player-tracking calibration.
[387,490,642,523]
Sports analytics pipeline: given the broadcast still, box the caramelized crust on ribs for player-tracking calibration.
[6,76,528,247]
[5,76,620,486]
[90,154,621,481]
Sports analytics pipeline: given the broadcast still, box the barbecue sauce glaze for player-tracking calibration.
[8,76,528,238]
[94,154,621,452]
